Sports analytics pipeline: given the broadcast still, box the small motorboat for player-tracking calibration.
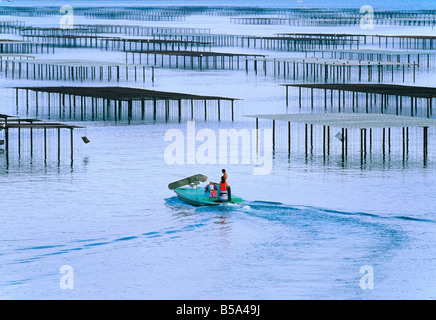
[168,174,243,207]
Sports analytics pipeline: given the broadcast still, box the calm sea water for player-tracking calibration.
[1,1,436,300]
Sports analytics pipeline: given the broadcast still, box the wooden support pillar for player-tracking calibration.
[410,96,414,117]
[165,100,169,122]
[341,127,345,162]
[299,87,302,108]
[58,127,61,163]
[305,124,308,158]
[128,100,132,124]
[286,85,289,107]
[255,117,259,153]
[288,121,291,156]
[272,120,275,153]
[388,128,391,154]
[423,126,428,165]
[5,127,9,165]
[178,99,182,123]
[364,129,367,157]
[17,121,21,157]
[324,89,327,110]
[141,100,145,120]
[113,100,117,122]
[153,99,157,121]
[70,128,74,164]
[44,127,47,163]
[310,124,313,153]
[402,127,406,161]
[323,125,326,159]
[310,88,314,109]
[30,126,33,157]
[360,128,367,162]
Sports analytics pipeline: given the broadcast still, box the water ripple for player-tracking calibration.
[2,216,209,270]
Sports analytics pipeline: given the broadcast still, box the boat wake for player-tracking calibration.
[165,196,436,225]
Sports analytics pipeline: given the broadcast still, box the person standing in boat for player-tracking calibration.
[218,176,229,202]
[222,169,228,182]
[220,169,231,201]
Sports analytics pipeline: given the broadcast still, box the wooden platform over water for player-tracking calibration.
[282,83,436,98]
[246,113,436,165]
[281,83,436,117]
[246,57,417,82]
[15,86,239,102]
[125,50,265,70]
[14,86,240,122]
[0,114,85,165]
[1,58,155,83]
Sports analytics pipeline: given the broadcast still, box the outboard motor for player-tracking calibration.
[218,189,228,202]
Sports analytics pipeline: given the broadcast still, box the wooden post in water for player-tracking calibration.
[128,100,133,124]
[44,127,47,163]
[286,85,289,106]
[423,126,428,165]
[30,126,33,157]
[153,99,157,121]
[341,127,345,163]
[255,117,259,154]
[305,124,309,158]
[17,120,21,157]
[178,99,182,122]
[58,127,61,163]
[5,126,9,166]
[402,127,406,161]
[272,119,275,154]
[70,128,74,164]
[288,121,291,157]
[323,125,326,159]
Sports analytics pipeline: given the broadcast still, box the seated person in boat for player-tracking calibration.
[205,181,217,198]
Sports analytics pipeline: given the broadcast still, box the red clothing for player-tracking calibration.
[219,182,228,191]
